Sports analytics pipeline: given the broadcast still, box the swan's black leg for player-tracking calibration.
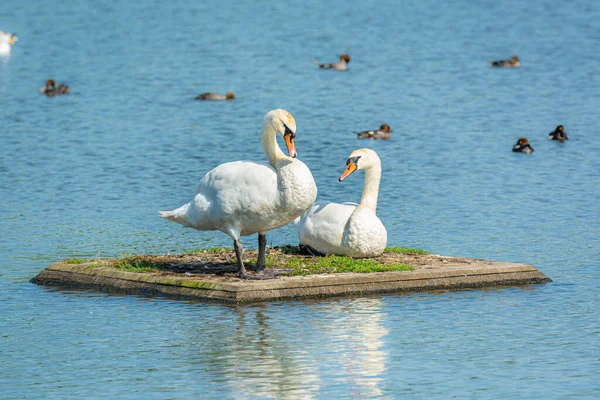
[255,234,267,272]
[234,239,248,277]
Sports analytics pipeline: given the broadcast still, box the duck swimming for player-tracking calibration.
[548,125,569,142]
[316,54,351,71]
[512,138,534,154]
[195,92,235,100]
[0,31,18,56]
[40,80,70,97]
[295,148,387,258]
[357,124,392,140]
[490,55,520,68]
[160,109,317,279]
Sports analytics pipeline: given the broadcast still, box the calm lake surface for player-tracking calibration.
[2,0,599,398]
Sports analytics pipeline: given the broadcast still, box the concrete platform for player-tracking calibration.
[31,254,552,303]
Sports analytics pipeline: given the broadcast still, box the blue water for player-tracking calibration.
[2,0,599,398]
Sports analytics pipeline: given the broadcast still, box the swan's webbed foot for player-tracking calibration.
[242,268,295,279]
[234,238,278,280]
[299,243,325,256]
[239,270,277,280]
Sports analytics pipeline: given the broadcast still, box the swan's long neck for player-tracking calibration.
[360,163,381,212]
[262,120,289,167]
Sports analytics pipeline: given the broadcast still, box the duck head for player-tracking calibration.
[513,137,534,153]
[340,54,351,63]
[339,148,380,181]
[551,125,568,140]
[225,92,235,100]
[264,109,297,158]
[511,55,519,64]
[379,124,391,133]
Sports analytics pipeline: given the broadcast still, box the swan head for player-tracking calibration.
[339,148,380,181]
[264,109,297,158]
[0,31,17,44]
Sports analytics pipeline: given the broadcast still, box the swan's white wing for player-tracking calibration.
[195,160,275,195]
[189,160,284,235]
[196,159,277,207]
[296,201,356,254]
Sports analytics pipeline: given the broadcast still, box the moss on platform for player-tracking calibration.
[59,245,424,276]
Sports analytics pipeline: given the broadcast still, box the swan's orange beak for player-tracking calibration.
[339,161,357,182]
[284,133,297,158]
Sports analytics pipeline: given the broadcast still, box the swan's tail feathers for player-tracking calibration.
[158,203,190,222]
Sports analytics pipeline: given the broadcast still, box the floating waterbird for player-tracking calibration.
[0,31,18,56]
[194,92,235,100]
[356,124,392,140]
[40,80,70,97]
[512,137,534,154]
[316,54,351,70]
[490,55,520,68]
[548,125,569,142]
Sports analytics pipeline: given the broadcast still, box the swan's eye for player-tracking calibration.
[347,156,361,166]
[283,124,295,138]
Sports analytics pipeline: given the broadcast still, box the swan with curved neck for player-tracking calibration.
[295,148,387,257]
[160,109,317,279]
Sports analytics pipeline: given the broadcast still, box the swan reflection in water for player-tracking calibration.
[319,298,389,397]
[177,298,389,397]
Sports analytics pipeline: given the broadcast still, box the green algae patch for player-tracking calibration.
[385,247,430,255]
[243,246,415,275]
[114,256,161,273]
[63,258,90,264]
[287,255,412,275]
[179,281,219,290]
[85,263,106,269]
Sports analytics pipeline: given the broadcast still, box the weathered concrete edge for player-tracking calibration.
[31,263,552,304]
[32,268,235,301]
[37,262,543,292]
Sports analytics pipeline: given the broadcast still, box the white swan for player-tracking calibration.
[0,31,18,56]
[295,148,387,257]
[160,109,317,279]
